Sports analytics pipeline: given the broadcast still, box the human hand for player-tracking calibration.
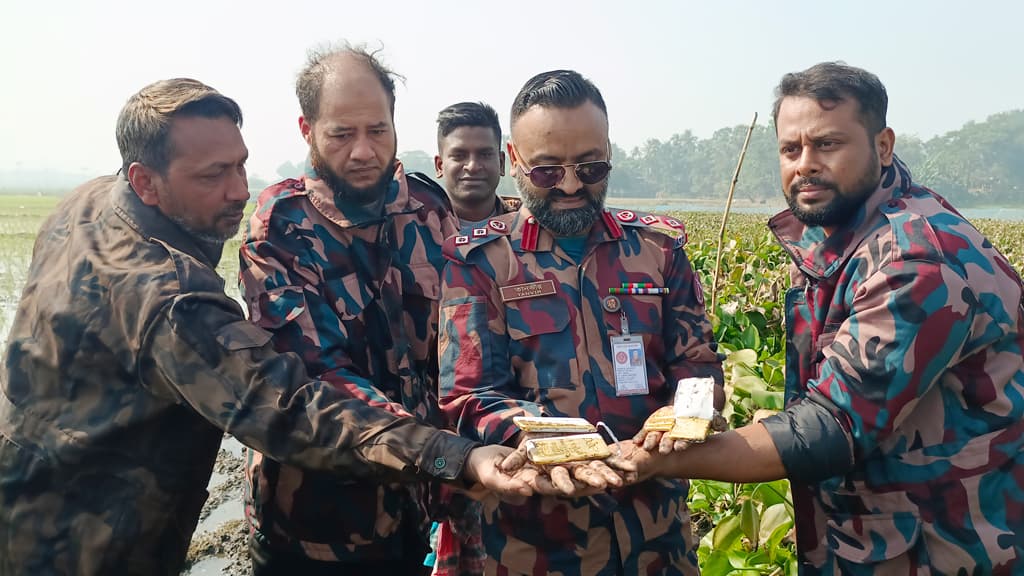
[633,429,692,455]
[614,440,667,482]
[498,444,638,497]
[462,444,533,498]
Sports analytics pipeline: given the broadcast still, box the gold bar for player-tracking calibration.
[513,416,597,434]
[524,433,612,464]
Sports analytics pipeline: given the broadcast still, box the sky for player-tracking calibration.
[2,0,1022,184]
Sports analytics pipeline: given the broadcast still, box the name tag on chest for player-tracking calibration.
[500,280,557,302]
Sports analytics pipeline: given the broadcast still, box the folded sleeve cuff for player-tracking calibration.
[417,430,481,482]
[760,393,855,484]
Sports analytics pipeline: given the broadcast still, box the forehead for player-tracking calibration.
[167,115,246,168]
[440,125,500,151]
[511,102,608,160]
[776,96,864,138]
[317,69,392,123]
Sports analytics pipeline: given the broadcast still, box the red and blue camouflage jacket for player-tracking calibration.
[438,207,724,575]
[239,162,461,562]
[761,158,1024,574]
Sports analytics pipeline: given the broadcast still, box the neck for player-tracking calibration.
[453,196,497,222]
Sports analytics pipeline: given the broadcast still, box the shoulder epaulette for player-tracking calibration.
[407,171,453,212]
[256,178,307,205]
[499,195,523,214]
[607,208,688,245]
[443,216,514,262]
[251,179,311,226]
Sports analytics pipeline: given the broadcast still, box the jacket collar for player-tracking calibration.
[111,176,223,268]
[769,157,913,280]
[508,205,624,253]
[302,159,422,229]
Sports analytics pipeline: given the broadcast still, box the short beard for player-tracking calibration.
[310,138,395,205]
[787,167,879,228]
[516,173,606,237]
[169,205,245,245]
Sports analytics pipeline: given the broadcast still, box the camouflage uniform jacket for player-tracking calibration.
[239,163,460,562]
[764,158,1024,574]
[0,176,476,576]
[439,207,724,575]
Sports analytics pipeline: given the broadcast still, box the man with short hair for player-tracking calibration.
[240,45,521,575]
[438,70,724,575]
[434,101,520,226]
[629,62,1024,574]
[0,78,524,576]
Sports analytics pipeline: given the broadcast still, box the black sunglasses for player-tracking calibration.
[511,142,613,189]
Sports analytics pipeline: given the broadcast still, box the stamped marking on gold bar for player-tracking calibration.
[524,433,612,465]
[500,280,557,302]
[513,416,596,434]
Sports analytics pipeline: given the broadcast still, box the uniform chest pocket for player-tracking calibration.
[403,262,440,300]
[504,295,577,390]
[323,270,374,320]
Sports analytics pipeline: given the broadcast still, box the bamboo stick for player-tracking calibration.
[710,112,758,313]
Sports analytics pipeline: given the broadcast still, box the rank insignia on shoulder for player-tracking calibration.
[616,210,637,222]
[489,220,508,232]
[663,217,684,230]
[455,235,470,245]
[641,214,658,225]
[472,227,488,237]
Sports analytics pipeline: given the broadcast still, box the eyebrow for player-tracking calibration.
[780,130,848,143]
[531,147,605,165]
[199,153,248,171]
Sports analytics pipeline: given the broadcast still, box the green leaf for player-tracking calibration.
[758,503,792,545]
[739,498,760,550]
[728,348,758,367]
[740,324,761,350]
[712,514,743,550]
[701,549,733,575]
[750,389,785,410]
[732,375,768,395]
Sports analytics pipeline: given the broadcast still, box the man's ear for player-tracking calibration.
[506,141,517,176]
[876,127,895,167]
[127,162,161,206]
[434,154,443,178]
[499,150,506,176]
[298,116,313,146]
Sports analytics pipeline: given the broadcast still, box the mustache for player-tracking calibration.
[220,201,248,215]
[789,176,837,195]
[547,187,584,198]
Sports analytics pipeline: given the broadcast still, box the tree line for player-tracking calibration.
[272,109,1023,207]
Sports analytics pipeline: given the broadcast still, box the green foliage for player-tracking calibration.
[0,198,1021,572]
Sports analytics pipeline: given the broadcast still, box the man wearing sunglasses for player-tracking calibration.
[437,70,724,575]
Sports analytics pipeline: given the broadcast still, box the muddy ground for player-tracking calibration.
[181,436,250,576]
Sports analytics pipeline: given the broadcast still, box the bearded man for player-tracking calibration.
[436,69,724,575]
[626,62,1024,575]
[238,44,529,576]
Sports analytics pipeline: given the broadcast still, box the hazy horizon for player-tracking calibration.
[3,0,1022,183]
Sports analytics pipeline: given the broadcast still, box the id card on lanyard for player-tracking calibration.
[611,309,648,396]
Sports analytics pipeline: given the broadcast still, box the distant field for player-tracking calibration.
[1,194,1022,346]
